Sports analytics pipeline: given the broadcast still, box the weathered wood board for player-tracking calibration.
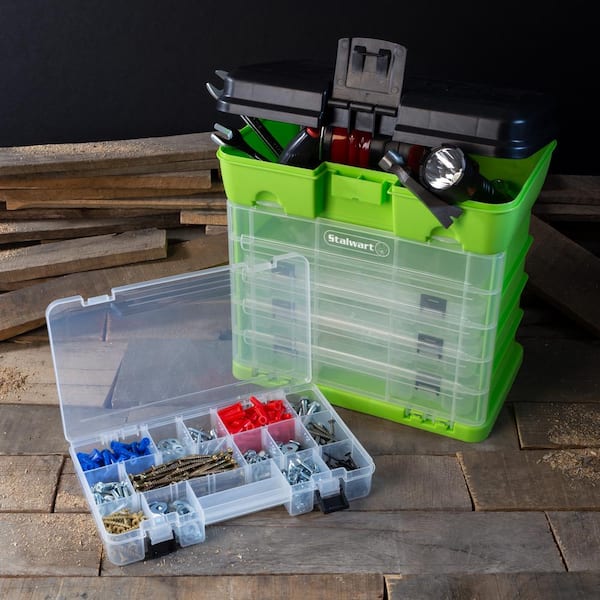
[0,206,181,220]
[535,174,600,221]
[0,575,384,600]
[180,209,228,225]
[99,511,563,575]
[0,169,212,190]
[0,455,63,512]
[0,405,66,452]
[547,511,600,572]
[1,185,215,203]
[0,228,168,282]
[458,450,600,510]
[349,454,472,511]
[0,513,101,576]
[386,572,600,600]
[5,191,227,210]
[510,337,600,403]
[527,216,600,337]
[0,343,58,405]
[54,459,87,514]
[0,214,182,244]
[205,225,227,236]
[515,402,600,448]
[0,232,228,340]
[0,133,217,176]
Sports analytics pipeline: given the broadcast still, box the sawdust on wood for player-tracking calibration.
[540,448,600,485]
[0,365,30,399]
[547,404,600,446]
[6,513,98,561]
[55,474,88,512]
[11,140,130,158]
[0,247,21,259]
[0,455,62,511]
[540,404,600,485]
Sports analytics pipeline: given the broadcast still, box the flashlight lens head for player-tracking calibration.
[423,146,466,190]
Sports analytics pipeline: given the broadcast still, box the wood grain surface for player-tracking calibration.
[0,228,168,282]
[0,133,218,176]
[527,215,600,336]
[0,232,228,340]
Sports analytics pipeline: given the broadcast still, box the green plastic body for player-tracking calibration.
[220,121,555,442]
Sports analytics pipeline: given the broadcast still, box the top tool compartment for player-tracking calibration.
[212,37,556,254]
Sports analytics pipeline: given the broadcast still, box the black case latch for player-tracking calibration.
[316,481,350,514]
[333,37,406,108]
[146,537,178,559]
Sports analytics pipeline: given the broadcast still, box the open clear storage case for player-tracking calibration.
[46,254,374,566]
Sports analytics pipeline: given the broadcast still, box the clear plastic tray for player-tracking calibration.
[46,255,374,566]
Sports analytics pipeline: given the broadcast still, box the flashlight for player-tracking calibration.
[420,145,513,204]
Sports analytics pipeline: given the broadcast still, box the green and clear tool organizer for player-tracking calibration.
[220,122,556,442]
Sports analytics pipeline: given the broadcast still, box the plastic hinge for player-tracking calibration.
[315,481,350,514]
[84,294,111,306]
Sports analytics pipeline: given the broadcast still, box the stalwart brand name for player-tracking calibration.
[323,230,390,258]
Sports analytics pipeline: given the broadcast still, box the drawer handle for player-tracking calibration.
[415,373,441,396]
[417,333,444,359]
[420,293,447,316]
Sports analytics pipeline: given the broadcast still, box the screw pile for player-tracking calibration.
[102,508,146,534]
[287,394,321,416]
[129,450,238,492]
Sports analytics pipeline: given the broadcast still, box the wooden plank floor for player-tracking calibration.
[1,290,599,599]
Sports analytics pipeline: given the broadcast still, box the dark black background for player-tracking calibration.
[0,1,595,174]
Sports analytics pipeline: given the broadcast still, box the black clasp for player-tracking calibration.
[315,481,350,514]
[333,37,406,107]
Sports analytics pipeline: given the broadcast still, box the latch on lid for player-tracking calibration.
[329,36,407,137]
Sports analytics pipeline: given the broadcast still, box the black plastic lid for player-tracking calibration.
[393,77,557,158]
[216,60,332,127]
[213,40,557,158]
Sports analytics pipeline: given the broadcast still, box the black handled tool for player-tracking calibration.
[210,123,270,161]
[207,72,283,159]
[379,150,463,229]
[242,115,284,158]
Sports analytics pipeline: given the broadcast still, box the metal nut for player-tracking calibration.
[148,501,169,514]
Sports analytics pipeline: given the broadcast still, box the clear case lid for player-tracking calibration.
[46,254,311,443]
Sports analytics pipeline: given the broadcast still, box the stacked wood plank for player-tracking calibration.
[528,174,600,338]
[0,133,229,340]
[534,174,600,222]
